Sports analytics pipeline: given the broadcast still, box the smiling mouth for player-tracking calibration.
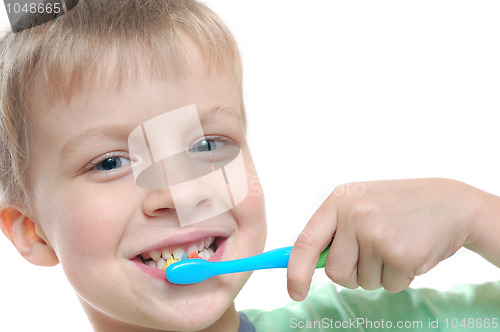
[137,236,219,271]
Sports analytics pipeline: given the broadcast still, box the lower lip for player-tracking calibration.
[131,238,228,282]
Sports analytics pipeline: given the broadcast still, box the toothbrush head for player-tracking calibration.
[166,258,213,284]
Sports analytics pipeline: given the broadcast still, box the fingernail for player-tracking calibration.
[289,289,304,302]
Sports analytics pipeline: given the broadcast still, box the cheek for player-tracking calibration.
[60,198,116,257]
[42,183,139,297]
[34,180,137,264]
[231,159,267,249]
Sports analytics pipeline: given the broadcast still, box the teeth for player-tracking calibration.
[140,236,218,270]
[156,258,166,269]
[172,248,185,260]
[199,248,215,260]
[149,251,161,261]
[199,250,208,260]
[162,249,171,259]
[187,244,198,256]
[204,237,212,249]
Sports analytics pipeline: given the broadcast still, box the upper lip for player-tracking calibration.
[130,229,229,258]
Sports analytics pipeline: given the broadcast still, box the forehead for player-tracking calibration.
[32,33,236,105]
[30,54,242,140]
[30,35,241,125]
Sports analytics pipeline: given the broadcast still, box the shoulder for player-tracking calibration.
[242,281,500,331]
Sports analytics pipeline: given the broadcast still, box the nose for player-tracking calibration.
[141,166,232,226]
[142,178,213,217]
[140,159,174,217]
[141,184,175,218]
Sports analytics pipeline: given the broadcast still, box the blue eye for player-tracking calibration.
[189,139,223,153]
[94,156,131,171]
[188,136,240,163]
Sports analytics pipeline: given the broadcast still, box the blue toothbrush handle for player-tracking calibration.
[214,246,293,272]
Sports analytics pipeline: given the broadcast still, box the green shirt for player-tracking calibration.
[243,281,500,331]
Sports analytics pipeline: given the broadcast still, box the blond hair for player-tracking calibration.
[0,0,244,211]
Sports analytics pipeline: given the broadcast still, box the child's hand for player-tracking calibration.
[287,178,483,301]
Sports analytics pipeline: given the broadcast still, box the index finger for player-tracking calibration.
[287,201,337,301]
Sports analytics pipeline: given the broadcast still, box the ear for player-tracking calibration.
[1,208,59,266]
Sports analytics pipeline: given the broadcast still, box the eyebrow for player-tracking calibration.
[201,105,243,128]
[61,105,243,157]
[61,124,132,158]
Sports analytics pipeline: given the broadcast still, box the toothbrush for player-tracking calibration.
[166,246,330,284]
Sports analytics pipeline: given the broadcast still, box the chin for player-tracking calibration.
[139,274,245,331]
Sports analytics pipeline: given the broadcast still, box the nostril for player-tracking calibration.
[151,207,176,218]
[195,198,211,208]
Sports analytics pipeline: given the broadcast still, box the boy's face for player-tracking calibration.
[26,44,266,330]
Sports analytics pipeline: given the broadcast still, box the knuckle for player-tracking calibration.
[294,230,316,250]
[383,241,411,268]
[348,203,378,224]
[351,207,386,245]
[414,255,437,276]
[359,221,386,248]
[325,266,354,285]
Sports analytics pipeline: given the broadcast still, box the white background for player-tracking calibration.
[1,1,500,331]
